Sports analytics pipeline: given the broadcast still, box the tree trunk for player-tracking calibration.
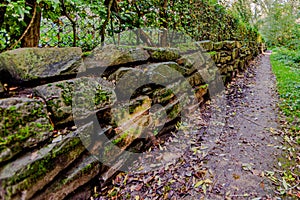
[61,0,77,47]
[21,0,41,47]
[160,0,168,47]
[0,0,7,28]
[101,0,113,45]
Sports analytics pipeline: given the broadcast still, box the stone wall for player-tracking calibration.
[0,40,264,199]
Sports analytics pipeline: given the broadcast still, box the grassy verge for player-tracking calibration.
[271,48,300,134]
[270,47,300,197]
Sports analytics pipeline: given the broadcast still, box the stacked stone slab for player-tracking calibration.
[0,40,264,199]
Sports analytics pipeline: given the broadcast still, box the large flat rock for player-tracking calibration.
[0,123,91,200]
[84,45,150,69]
[0,47,85,82]
[0,97,53,164]
[34,77,115,126]
[32,154,101,200]
[143,47,181,62]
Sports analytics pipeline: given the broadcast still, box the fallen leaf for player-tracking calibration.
[203,179,213,184]
[202,183,207,193]
[282,178,288,190]
[241,163,252,171]
[194,180,203,188]
[134,183,143,191]
[232,173,240,180]
[260,181,265,189]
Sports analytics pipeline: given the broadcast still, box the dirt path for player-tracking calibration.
[97,52,282,199]
[202,51,282,199]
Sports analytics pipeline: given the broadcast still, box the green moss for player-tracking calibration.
[198,84,209,89]
[144,47,180,61]
[56,82,74,106]
[208,51,217,55]
[0,101,52,143]
[3,136,84,190]
[112,132,129,145]
[81,163,94,174]
[167,103,180,119]
[59,160,97,187]
[82,51,92,58]
[174,43,200,53]
[55,79,111,109]
[156,88,174,104]
[94,88,110,106]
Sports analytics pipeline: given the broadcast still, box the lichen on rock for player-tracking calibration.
[0,47,85,82]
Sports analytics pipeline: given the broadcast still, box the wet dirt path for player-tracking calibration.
[97,52,282,199]
[203,51,282,199]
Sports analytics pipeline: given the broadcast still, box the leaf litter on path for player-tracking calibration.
[95,53,289,199]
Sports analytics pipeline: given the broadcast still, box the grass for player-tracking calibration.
[270,47,300,197]
[270,48,300,134]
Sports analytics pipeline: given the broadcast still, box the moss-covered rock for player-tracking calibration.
[222,41,236,50]
[0,98,53,164]
[239,46,251,57]
[213,42,223,50]
[34,77,115,126]
[84,45,150,69]
[108,67,143,99]
[102,93,188,163]
[111,96,151,130]
[228,60,239,71]
[187,72,206,87]
[144,47,180,61]
[0,123,90,200]
[238,60,246,70]
[0,47,85,82]
[208,51,220,63]
[235,41,242,48]
[173,42,200,54]
[219,55,232,64]
[33,154,101,200]
[232,48,239,59]
[109,62,189,99]
[176,52,206,76]
[194,84,208,104]
[147,62,184,84]
[196,40,214,51]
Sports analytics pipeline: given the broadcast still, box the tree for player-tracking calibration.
[259,1,299,48]
[21,0,42,47]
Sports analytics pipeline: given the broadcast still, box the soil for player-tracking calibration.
[96,51,283,199]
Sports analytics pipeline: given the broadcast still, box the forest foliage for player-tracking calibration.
[0,0,298,51]
[0,0,262,52]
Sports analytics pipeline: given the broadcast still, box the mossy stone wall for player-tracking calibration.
[0,40,264,199]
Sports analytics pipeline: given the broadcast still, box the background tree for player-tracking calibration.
[0,0,264,52]
[21,0,41,47]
